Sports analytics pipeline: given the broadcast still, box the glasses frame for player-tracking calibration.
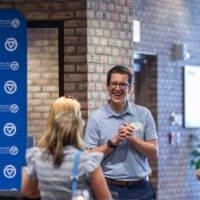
[109,81,130,89]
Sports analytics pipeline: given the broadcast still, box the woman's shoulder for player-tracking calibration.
[82,151,103,161]
[81,151,103,173]
[26,146,42,154]
[26,147,43,163]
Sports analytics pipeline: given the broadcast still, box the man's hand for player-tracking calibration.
[119,123,135,141]
[109,123,133,145]
[110,131,126,145]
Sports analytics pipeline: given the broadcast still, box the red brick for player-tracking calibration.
[64,36,87,45]
[64,74,87,82]
[49,2,64,11]
[65,55,87,63]
[64,20,86,28]
[76,10,86,18]
[65,2,86,10]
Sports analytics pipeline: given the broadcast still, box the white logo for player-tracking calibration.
[3,123,16,136]
[10,61,19,71]
[11,18,20,28]
[5,38,18,52]
[10,146,18,156]
[3,165,16,179]
[4,80,17,94]
[130,122,144,131]
[10,104,19,113]
[11,188,18,191]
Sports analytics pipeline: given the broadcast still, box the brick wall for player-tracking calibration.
[87,0,134,113]
[28,28,59,140]
[0,0,88,137]
[63,1,88,119]
[0,0,133,139]
[133,0,200,199]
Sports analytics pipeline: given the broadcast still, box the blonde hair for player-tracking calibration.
[38,96,84,167]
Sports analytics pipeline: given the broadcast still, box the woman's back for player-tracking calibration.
[24,146,103,200]
[22,97,112,200]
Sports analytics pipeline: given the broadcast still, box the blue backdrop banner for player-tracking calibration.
[0,9,27,191]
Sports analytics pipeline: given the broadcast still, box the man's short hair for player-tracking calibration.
[106,65,133,85]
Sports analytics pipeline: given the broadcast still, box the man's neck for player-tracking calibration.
[108,100,128,113]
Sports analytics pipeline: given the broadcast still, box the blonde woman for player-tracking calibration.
[22,96,112,200]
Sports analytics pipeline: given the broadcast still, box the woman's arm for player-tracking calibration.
[21,171,40,199]
[90,166,112,200]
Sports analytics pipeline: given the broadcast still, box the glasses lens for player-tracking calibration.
[110,82,129,89]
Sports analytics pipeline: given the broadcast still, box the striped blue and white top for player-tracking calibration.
[23,146,103,200]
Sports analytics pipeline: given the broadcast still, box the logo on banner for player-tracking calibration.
[0,18,20,28]
[0,61,19,71]
[0,10,27,190]
[11,188,18,191]
[10,61,19,71]
[0,19,10,27]
[0,104,19,113]
[3,165,16,179]
[4,38,18,52]
[4,80,17,94]
[0,146,18,156]
[0,62,8,70]
[3,123,16,136]
[11,18,20,28]
[10,104,19,113]
[10,146,18,156]
[0,105,10,112]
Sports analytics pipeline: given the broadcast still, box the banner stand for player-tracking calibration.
[0,9,27,191]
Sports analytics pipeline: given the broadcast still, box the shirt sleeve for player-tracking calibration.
[144,109,158,141]
[83,152,103,176]
[22,147,39,181]
[84,112,100,148]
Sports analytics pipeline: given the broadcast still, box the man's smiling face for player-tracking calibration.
[107,73,131,108]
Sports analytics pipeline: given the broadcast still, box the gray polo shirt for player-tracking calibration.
[84,101,157,181]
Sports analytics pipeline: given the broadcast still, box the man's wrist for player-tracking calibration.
[107,139,117,148]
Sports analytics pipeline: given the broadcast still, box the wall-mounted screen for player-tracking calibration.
[184,66,200,128]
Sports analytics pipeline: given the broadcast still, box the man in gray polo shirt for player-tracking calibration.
[84,65,158,200]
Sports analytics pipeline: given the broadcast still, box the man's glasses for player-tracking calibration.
[109,81,129,89]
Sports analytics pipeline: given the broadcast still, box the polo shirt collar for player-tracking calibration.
[104,100,135,118]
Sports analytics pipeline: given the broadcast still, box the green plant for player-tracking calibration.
[191,147,200,169]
